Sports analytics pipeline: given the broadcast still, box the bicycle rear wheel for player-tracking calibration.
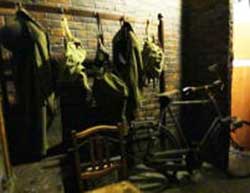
[150,126,179,154]
[144,126,181,169]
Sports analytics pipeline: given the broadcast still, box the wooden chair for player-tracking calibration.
[71,124,137,192]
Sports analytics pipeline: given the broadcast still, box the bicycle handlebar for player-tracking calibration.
[231,119,250,132]
[182,80,223,94]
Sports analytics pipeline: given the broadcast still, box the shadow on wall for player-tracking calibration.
[180,0,231,170]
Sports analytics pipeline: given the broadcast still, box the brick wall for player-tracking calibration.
[0,0,234,191]
[0,0,232,143]
[0,0,183,122]
[181,0,231,169]
[0,1,183,192]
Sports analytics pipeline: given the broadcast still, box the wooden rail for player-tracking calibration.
[0,1,136,22]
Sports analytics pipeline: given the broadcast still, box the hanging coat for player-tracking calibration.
[112,22,144,121]
[0,8,56,158]
[93,72,128,124]
[93,35,128,125]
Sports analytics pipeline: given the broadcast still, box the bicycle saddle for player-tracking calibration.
[157,89,180,98]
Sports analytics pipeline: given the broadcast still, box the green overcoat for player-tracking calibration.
[112,22,144,120]
[0,8,56,158]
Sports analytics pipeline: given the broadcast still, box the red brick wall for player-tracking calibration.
[0,0,183,121]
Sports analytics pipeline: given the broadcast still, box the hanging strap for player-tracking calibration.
[145,19,150,40]
[95,13,104,46]
[61,16,74,41]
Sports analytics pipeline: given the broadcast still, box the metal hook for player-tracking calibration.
[119,16,124,22]
[145,19,150,37]
[95,12,104,45]
[158,13,163,20]
[15,2,22,10]
[60,6,65,14]
[95,12,100,24]
[94,11,98,18]
[60,7,66,22]
[119,15,126,26]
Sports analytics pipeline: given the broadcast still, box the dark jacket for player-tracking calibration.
[112,22,144,120]
[93,37,128,125]
[0,8,56,158]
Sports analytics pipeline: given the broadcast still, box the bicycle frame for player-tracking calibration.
[151,84,231,173]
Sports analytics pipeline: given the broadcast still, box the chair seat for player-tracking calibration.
[86,181,141,193]
[81,162,120,180]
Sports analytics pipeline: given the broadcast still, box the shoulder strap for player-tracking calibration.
[95,13,104,46]
[61,16,74,41]
[145,20,150,39]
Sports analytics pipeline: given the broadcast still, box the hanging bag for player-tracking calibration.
[142,20,164,82]
[94,13,110,69]
[60,17,90,91]
[92,14,128,125]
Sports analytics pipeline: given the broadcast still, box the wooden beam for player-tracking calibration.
[0,1,135,22]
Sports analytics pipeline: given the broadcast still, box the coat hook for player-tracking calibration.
[145,19,150,37]
[158,13,163,20]
[60,7,66,22]
[95,12,104,44]
[15,2,22,10]
[119,15,126,26]
[60,6,65,14]
[94,11,98,18]
[119,16,124,22]
[95,12,100,23]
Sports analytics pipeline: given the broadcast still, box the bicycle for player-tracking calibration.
[143,78,248,176]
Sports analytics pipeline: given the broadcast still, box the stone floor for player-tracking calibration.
[11,112,250,193]
[163,166,250,193]
[14,155,64,193]
[12,157,250,193]
[166,177,250,193]
[12,112,65,193]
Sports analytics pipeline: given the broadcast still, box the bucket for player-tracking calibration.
[228,145,250,177]
[231,64,250,149]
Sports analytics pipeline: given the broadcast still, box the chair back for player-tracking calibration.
[71,124,127,191]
